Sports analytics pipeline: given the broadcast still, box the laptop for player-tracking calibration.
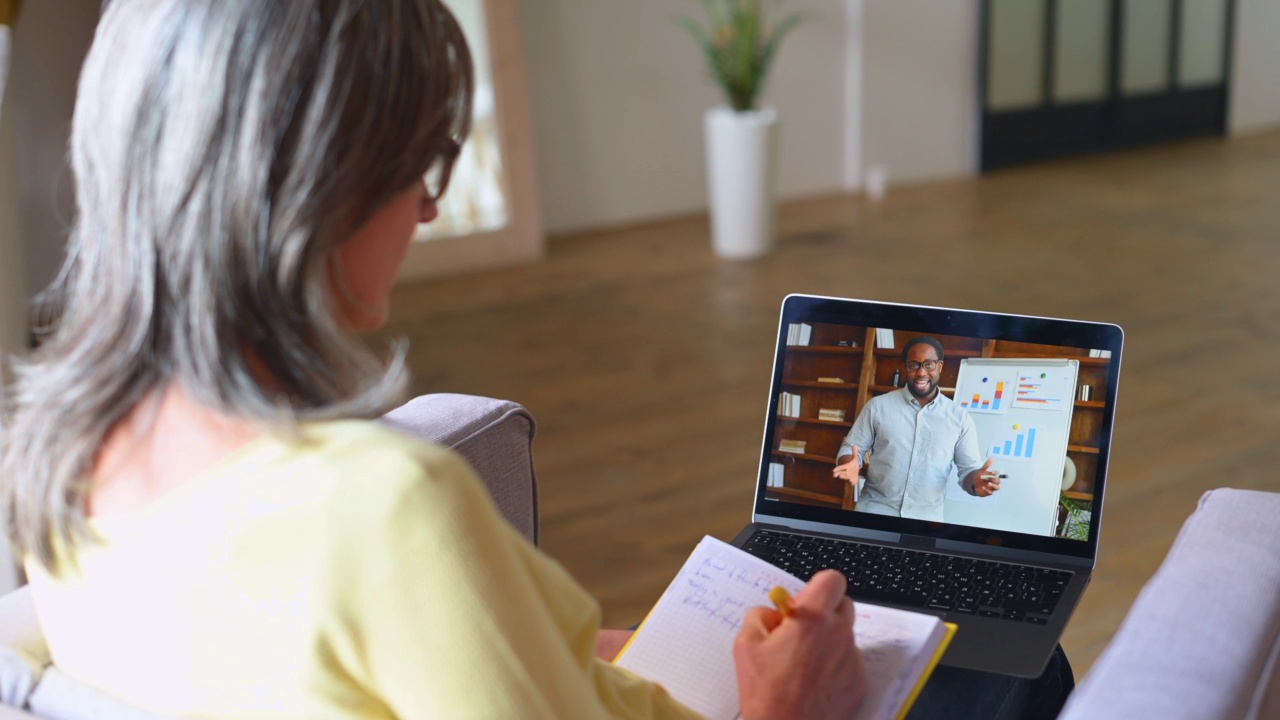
[730,294,1123,678]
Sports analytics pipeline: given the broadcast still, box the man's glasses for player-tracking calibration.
[903,360,941,373]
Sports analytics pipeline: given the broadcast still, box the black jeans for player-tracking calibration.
[906,644,1075,720]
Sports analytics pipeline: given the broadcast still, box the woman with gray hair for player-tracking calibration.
[0,0,867,717]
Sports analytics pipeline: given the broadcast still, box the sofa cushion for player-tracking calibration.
[27,669,171,720]
[0,587,43,710]
[0,705,39,719]
[1060,488,1280,720]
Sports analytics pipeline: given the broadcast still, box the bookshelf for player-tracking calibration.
[769,323,866,509]
[769,328,1111,515]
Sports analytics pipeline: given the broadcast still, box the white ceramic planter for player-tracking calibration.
[703,106,778,260]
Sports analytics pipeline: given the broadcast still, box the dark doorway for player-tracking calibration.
[980,0,1235,171]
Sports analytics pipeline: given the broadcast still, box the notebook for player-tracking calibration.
[731,294,1123,677]
[616,535,956,720]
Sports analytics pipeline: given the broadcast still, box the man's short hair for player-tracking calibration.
[902,335,945,363]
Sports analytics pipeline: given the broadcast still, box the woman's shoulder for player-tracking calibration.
[244,419,485,523]
[294,418,454,463]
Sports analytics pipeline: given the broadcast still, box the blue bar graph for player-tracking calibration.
[993,427,1038,459]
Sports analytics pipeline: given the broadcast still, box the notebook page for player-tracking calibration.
[615,536,947,720]
[852,604,948,720]
[615,536,805,719]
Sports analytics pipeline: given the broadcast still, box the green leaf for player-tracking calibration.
[676,0,802,112]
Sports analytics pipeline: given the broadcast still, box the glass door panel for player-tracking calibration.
[1054,0,1110,104]
[987,0,1045,111]
[981,0,1232,171]
[1178,0,1228,88]
[1120,0,1172,95]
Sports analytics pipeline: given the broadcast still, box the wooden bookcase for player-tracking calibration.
[767,329,1110,517]
[769,323,865,509]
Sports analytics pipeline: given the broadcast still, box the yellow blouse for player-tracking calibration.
[26,420,703,719]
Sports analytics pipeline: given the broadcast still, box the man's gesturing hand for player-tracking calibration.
[972,458,1001,497]
[832,445,862,485]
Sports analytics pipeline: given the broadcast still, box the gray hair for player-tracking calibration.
[2,0,473,573]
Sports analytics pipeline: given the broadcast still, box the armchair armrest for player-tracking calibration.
[1060,488,1280,720]
[0,587,44,709]
[380,393,539,545]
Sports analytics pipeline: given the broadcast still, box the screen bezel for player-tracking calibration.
[754,294,1124,561]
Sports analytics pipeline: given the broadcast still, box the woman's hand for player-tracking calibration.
[733,570,866,720]
[595,629,634,662]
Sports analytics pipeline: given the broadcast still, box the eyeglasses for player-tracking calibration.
[424,137,462,201]
[903,359,941,373]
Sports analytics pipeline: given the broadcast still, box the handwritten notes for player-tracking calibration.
[615,536,954,720]
[616,542,804,719]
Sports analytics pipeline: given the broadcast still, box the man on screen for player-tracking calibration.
[832,336,1002,521]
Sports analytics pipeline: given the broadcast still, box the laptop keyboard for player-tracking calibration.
[743,529,1073,624]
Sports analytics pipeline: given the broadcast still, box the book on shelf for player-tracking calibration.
[786,322,813,347]
[1088,349,1112,359]
[818,408,847,422]
[777,439,807,454]
[777,392,801,418]
[767,462,785,488]
[614,536,957,720]
[876,328,896,349]
[817,376,845,384]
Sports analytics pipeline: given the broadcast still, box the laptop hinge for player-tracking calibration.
[898,534,936,550]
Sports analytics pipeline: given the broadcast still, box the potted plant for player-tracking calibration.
[679,0,800,259]
[1058,493,1091,541]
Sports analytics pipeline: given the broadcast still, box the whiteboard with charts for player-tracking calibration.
[943,358,1079,536]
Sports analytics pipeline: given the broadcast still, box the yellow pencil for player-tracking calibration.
[769,586,795,617]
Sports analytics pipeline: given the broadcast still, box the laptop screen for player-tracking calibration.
[756,295,1123,560]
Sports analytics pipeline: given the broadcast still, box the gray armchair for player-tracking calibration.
[1059,488,1280,719]
[0,394,539,719]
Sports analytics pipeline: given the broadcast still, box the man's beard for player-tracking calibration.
[907,376,937,400]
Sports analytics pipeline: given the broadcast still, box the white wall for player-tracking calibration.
[1229,0,1280,135]
[522,0,1280,234]
[17,1,1274,264]
[519,0,848,235]
[6,0,1278,277]
[861,0,980,187]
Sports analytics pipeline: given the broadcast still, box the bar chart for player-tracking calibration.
[1013,370,1073,410]
[961,380,1006,411]
[991,424,1040,461]
[956,371,1016,415]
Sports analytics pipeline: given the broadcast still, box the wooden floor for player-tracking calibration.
[375,130,1280,676]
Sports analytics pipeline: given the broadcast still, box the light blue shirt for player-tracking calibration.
[838,388,983,522]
